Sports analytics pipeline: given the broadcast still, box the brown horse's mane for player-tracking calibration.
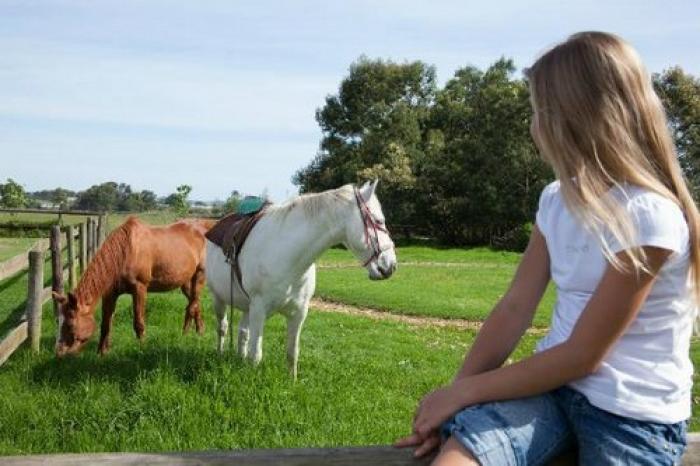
[74,217,134,310]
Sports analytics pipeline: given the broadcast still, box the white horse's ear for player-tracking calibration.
[365,179,378,199]
[360,180,376,201]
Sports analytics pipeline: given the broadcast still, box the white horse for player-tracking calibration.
[206,180,397,378]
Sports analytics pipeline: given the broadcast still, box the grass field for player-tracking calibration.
[0,281,523,455]
[317,246,556,326]
[0,237,39,262]
[1,228,699,455]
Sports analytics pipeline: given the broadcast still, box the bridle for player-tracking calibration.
[353,185,391,267]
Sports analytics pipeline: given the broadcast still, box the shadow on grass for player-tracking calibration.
[0,270,24,294]
[28,341,246,391]
[0,302,28,338]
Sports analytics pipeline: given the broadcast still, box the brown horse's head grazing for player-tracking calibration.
[53,291,97,357]
[52,219,132,357]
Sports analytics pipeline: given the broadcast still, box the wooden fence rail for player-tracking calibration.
[1,435,700,465]
[0,241,50,366]
[0,213,104,367]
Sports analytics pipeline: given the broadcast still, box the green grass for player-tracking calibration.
[0,242,699,456]
[317,247,556,326]
[0,289,529,455]
[319,245,522,266]
[107,211,182,230]
[0,212,87,226]
[0,237,39,262]
[0,210,182,237]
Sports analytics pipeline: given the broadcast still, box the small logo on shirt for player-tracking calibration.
[565,244,590,254]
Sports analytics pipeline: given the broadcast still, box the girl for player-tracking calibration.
[396,31,699,465]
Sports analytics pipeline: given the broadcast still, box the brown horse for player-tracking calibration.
[53,216,216,357]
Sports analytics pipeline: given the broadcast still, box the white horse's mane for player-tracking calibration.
[267,185,355,219]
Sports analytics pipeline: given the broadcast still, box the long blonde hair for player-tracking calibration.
[527,31,700,300]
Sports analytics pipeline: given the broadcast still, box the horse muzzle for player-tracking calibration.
[368,251,397,280]
[55,340,86,358]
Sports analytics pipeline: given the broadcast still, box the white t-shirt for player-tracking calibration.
[535,180,695,423]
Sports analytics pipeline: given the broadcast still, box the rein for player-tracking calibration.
[353,186,390,267]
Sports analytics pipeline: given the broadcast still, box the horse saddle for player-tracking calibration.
[205,201,271,295]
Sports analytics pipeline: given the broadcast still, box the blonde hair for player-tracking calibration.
[527,31,700,300]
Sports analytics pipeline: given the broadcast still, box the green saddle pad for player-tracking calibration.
[237,196,266,215]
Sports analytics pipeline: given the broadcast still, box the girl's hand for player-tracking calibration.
[413,385,463,438]
[394,431,442,458]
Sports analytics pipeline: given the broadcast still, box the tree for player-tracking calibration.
[75,182,120,211]
[293,57,437,227]
[168,185,192,216]
[421,59,551,244]
[50,188,71,209]
[222,190,242,214]
[139,190,158,211]
[654,67,700,198]
[0,178,28,208]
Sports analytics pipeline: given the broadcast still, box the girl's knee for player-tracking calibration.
[432,437,480,466]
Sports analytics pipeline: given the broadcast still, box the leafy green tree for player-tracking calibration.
[294,57,437,226]
[75,182,120,211]
[50,188,71,209]
[223,190,242,214]
[139,190,158,211]
[0,178,28,208]
[654,67,700,198]
[168,185,192,216]
[421,59,551,244]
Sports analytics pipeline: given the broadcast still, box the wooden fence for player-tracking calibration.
[0,211,105,366]
[1,435,700,465]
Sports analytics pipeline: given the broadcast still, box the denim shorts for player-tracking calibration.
[441,386,687,466]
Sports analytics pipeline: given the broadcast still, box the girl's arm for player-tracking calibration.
[413,245,672,437]
[454,225,551,380]
[395,226,550,455]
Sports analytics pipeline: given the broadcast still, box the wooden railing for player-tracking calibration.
[1,435,700,465]
[0,215,105,366]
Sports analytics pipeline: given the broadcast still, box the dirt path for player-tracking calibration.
[310,298,547,335]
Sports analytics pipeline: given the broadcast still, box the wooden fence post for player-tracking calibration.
[50,225,63,319]
[79,222,87,274]
[103,214,108,244]
[92,217,100,258]
[66,225,76,290]
[98,214,107,246]
[94,216,100,250]
[87,218,94,261]
[97,215,103,248]
[27,250,44,353]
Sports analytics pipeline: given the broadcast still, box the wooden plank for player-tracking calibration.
[0,250,28,282]
[2,435,700,465]
[0,446,429,466]
[87,218,95,262]
[0,207,102,216]
[50,225,63,317]
[0,239,50,282]
[0,321,28,367]
[97,214,105,247]
[79,222,87,275]
[26,250,44,352]
[40,286,52,305]
[66,225,77,290]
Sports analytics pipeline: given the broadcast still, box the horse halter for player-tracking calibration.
[353,185,390,267]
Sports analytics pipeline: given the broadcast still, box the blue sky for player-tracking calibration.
[1,1,698,202]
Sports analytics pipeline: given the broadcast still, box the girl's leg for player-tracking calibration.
[432,437,480,466]
[439,392,573,466]
[562,387,687,466]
